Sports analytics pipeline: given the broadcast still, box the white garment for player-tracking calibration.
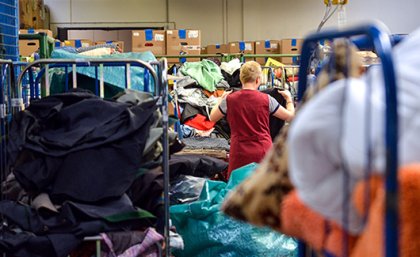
[288,26,420,234]
[220,58,242,75]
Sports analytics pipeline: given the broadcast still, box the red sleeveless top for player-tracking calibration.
[226,90,272,177]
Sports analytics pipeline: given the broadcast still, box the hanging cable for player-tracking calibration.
[317,5,339,32]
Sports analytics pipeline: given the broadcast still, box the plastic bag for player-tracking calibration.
[170,175,206,205]
[170,163,297,257]
[51,49,157,92]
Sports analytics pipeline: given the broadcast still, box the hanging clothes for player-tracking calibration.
[288,27,420,234]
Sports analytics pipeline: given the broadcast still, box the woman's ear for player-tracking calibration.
[256,75,262,86]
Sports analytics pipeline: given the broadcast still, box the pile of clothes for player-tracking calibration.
[1,89,169,257]
[170,58,244,141]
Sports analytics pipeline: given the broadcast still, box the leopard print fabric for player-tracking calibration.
[221,39,363,231]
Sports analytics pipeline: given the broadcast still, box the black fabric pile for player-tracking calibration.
[262,88,288,141]
[1,90,159,257]
[128,154,228,213]
[221,69,241,89]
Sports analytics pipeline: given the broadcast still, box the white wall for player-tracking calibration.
[44,0,420,46]
[243,0,420,40]
[168,0,225,46]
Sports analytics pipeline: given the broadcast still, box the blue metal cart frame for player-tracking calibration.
[297,23,399,257]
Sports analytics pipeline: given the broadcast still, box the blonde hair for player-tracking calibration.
[240,61,262,84]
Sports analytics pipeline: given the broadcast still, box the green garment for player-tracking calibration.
[180,60,224,92]
[170,163,297,257]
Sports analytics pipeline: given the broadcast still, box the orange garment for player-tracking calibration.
[281,191,356,257]
[203,89,225,98]
[352,164,420,257]
[280,164,420,257]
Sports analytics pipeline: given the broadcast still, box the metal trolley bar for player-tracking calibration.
[15,58,159,99]
[159,58,171,257]
[297,23,398,257]
[14,58,171,257]
[0,60,13,200]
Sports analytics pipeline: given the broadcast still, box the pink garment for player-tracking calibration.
[101,228,164,257]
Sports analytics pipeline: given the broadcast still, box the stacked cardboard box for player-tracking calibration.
[207,44,228,55]
[166,30,201,63]
[132,30,166,55]
[228,41,255,61]
[280,39,302,65]
[18,29,53,57]
[255,40,280,65]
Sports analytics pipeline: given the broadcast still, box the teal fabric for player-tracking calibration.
[180,59,224,92]
[51,49,157,92]
[170,163,297,257]
[49,72,124,99]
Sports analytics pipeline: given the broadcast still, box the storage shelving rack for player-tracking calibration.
[0,0,19,61]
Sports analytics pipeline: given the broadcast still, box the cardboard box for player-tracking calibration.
[18,29,54,57]
[19,0,46,29]
[228,41,255,62]
[19,29,53,38]
[19,39,39,57]
[280,39,302,65]
[201,47,207,55]
[33,0,46,29]
[166,30,201,63]
[255,40,280,65]
[19,0,32,29]
[132,30,166,55]
[207,44,228,54]
[95,41,125,52]
[64,39,93,48]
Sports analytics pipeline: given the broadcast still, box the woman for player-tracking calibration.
[210,61,295,177]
